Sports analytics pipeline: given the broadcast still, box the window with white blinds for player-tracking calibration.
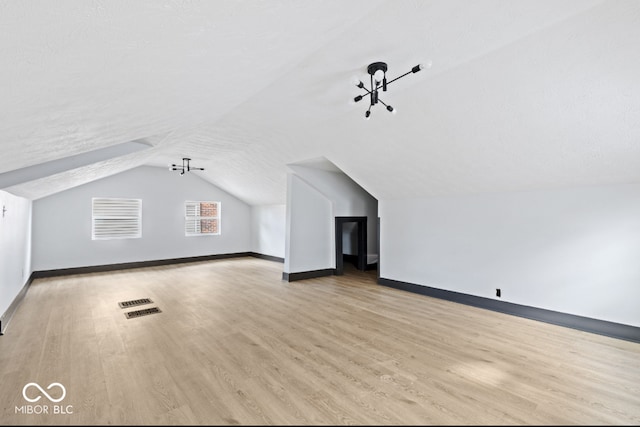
[185,201,220,236]
[92,198,142,240]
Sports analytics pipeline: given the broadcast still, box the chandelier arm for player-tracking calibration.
[384,70,413,86]
[376,97,391,108]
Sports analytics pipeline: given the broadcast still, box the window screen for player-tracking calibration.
[92,198,142,240]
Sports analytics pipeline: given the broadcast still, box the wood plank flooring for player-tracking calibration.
[1,257,639,425]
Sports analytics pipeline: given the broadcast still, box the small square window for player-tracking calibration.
[185,201,220,236]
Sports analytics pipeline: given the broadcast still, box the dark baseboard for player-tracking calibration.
[0,273,35,336]
[4,252,284,335]
[283,268,335,282]
[249,252,284,263]
[31,252,281,279]
[378,277,640,344]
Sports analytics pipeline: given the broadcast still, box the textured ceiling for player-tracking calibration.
[2,0,640,205]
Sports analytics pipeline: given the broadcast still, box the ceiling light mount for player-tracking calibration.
[169,157,204,175]
[353,60,427,119]
[367,61,388,77]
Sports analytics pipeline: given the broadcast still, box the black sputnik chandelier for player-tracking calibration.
[353,61,427,119]
[169,158,204,175]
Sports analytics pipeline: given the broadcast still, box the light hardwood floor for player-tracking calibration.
[1,257,639,425]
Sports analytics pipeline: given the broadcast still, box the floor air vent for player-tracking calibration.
[118,298,153,309]
[125,307,161,319]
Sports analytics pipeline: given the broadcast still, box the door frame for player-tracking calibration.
[334,216,367,275]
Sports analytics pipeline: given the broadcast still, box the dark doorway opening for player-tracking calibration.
[335,216,367,275]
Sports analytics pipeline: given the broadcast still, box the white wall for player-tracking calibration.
[0,190,32,319]
[287,164,378,257]
[251,204,286,259]
[32,166,251,271]
[284,173,333,273]
[380,182,640,327]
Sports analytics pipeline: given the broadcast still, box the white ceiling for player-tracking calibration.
[2,0,640,204]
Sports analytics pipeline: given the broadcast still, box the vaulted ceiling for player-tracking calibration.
[1,0,639,205]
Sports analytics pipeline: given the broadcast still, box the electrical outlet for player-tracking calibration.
[496,288,501,297]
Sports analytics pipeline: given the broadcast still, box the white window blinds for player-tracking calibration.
[185,201,220,236]
[92,198,142,240]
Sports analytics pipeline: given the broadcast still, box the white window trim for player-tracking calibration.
[185,200,221,236]
[92,197,142,240]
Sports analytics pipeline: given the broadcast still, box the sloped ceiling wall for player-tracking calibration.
[1,0,639,205]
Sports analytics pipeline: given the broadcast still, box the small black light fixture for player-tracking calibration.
[353,61,429,119]
[169,158,204,175]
